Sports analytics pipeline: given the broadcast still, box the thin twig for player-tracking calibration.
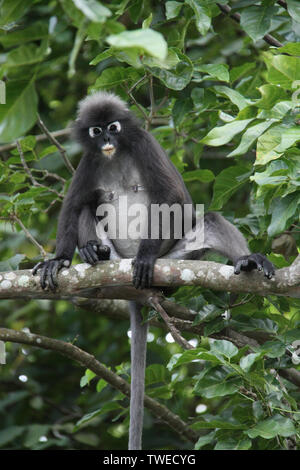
[16,140,63,199]
[149,296,194,350]
[128,74,147,94]
[148,73,155,129]
[37,114,75,174]
[125,86,150,125]
[12,214,47,258]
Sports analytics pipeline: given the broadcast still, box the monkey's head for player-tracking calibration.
[74,91,138,158]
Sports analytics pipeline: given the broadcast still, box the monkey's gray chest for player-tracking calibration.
[95,164,150,258]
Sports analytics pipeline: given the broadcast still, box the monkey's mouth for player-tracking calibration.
[101,144,116,157]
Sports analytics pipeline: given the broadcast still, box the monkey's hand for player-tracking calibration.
[234,253,275,279]
[32,257,71,291]
[132,254,156,289]
[79,240,110,265]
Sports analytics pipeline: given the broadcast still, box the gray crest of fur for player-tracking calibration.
[76,91,129,119]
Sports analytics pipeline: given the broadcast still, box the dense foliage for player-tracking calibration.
[0,0,299,450]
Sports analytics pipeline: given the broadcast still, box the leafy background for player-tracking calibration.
[0,0,299,450]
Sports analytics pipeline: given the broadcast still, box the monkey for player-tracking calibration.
[32,91,275,450]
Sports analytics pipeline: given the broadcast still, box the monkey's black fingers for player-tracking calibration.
[132,256,155,289]
[32,258,70,291]
[234,253,275,279]
[97,245,111,261]
[234,257,249,275]
[79,241,111,264]
[262,257,275,279]
[79,246,98,265]
[32,261,45,276]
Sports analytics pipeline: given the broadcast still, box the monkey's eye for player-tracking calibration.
[89,126,102,138]
[107,121,121,133]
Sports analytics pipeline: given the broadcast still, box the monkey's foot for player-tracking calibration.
[132,255,155,289]
[79,240,110,265]
[234,253,275,279]
[32,257,71,291]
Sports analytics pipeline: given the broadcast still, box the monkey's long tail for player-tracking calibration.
[128,301,148,450]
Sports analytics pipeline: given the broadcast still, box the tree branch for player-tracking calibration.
[0,129,71,155]
[0,257,299,300]
[0,328,198,444]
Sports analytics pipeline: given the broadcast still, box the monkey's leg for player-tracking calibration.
[166,212,274,278]
[128,301,148,450]
[78,206,119,262]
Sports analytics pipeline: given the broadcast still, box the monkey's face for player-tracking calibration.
[88,121,122,158]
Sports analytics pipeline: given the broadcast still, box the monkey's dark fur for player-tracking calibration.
[33,91,275,450]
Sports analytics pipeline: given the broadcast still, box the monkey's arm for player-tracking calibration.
[33,157,97,290]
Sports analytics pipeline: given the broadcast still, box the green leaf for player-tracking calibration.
[258,340,286,359]
[0,426,25,446]
[73,403,121,431]
[246,414,296,439]
[167,349,223,371]
[0,0,33,27]
[192,420,247,430]
[0,254,26,271]
[278,42,300,56]
[201,119,254,147]
[183,169,215,183]
[210,166,251,210]
[145,364,168,385]
[195,378,241,398]
[215,437,252,450]
[213,85,250,111]
[94,67,140,89]
[185,0,211,35]
[256,124,300,165]
[72,0,111,22]
[230,62,256,83]
[4,40,49,69]
[255,84,287,110]
[149,50,193,90]
[0,22,48,47]
[172,98,193,126]
[107,28,168,61]
[240,6,278,42]
[0,79,38,142]
[24,425,49,448]
[209,339,239,359]
[90,49,113,66]
[264,53,300,89]
[195,64,229,82]
[195,431,215,449]
[287,0,300,23]
[165,1,183,20]
[96,378,108,393]
[268,192,299,237]
[80,369,96,387]
[239,353,262,372]
[228,120,275,157]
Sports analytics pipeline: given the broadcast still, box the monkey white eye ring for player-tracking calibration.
[108,121,121,133]
[89,126,102,138]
